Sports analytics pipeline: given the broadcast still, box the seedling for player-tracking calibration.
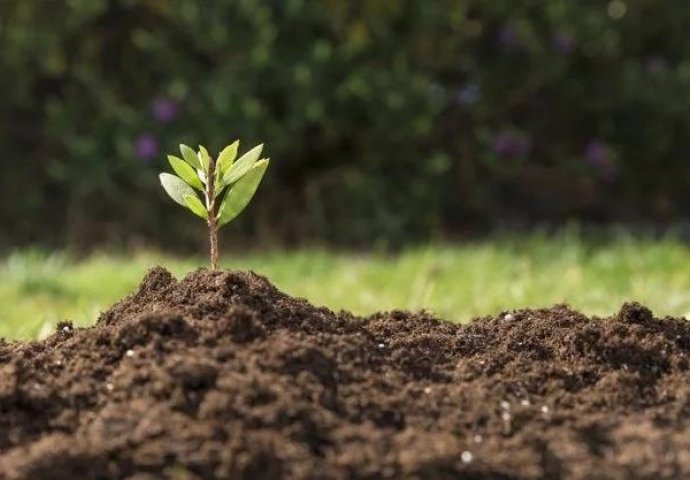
[160,141,269,270]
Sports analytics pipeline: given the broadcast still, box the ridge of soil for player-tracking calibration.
[2,267,690,479]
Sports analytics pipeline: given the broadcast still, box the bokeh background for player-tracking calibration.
[4,0,690,250]
[3,0,690,337]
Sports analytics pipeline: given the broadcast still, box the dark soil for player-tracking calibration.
[2,268,690,479]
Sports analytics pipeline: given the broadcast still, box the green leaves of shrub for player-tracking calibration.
[168,155,203,189]
[217,140,239,176]
[179,144,202,170]
[159,141,270,228]
[218,159,270,226]
[184,194,208,219]
[222,144,264,186]
[160,173,197,207]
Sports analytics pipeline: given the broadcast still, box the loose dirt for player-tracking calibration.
[2,267,690,479]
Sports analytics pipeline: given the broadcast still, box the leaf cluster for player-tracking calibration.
[160,141,269,227]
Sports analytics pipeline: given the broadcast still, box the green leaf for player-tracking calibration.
[168,155,204,190]
[222,143,264,185]
[180,144,202,170]
[214,177,228,198]
[160,173,197,207]
[217,140,240,178]
[198,169,208,185]
[198,145,211,172]
[217,158,269,227]
[184,194,208,219]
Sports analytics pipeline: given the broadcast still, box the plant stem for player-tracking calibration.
[206,157,219,271]
[209,215,218,271]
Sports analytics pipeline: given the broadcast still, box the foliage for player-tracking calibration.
[160,142,268,224]
[160,141,269,268]
[1,1,690,248]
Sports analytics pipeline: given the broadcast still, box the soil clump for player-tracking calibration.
[2,267,690,479]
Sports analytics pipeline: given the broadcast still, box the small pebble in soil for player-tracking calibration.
[377,343,385,348]
[541,405,550,414]
[501,411,512,422]
[106,383,114,391]
[461,451,474,464]
[520,399,531,406]
[62,326,71,333]
[500,401,510,410]
[473,434,483,443]
[423,387,432,394]
[125,349,135,358]
[504,313,515,321]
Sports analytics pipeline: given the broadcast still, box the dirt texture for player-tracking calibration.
[2,268,690,479]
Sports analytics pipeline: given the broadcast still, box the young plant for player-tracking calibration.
[159,141,269,270]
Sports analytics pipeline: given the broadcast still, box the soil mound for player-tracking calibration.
[2,268,690,479]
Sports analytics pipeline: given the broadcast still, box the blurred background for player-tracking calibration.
[3,0,690,337]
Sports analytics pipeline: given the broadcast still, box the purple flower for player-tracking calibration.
[496,25,520,50]
[457,83,481,106]
[585,140,616,179]
[551,31,575,55]
[645,56,668,76]
[151,97,180,123]
[491,131,532,158]
[135,133,159,161]
[585,140,608,164]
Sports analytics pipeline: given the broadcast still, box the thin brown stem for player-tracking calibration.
[208,216,218,271]
[206,157,219,270]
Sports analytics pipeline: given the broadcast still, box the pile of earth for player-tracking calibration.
[2,267,690,479]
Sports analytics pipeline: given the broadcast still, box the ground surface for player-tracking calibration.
[2,267,690,479]
[3,232,690,338]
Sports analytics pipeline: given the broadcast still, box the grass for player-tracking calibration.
[2,231,690,339]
